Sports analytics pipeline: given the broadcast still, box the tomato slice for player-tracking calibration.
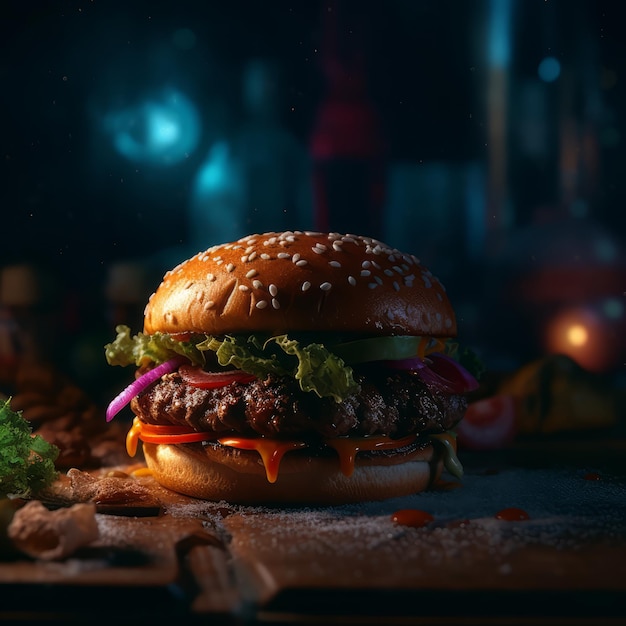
[456,395,517,450]
[178,364,257,389]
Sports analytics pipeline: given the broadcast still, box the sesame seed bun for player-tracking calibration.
[144,231,456,337]
[142,440,442,505]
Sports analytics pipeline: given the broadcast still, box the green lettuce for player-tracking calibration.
[104,324,204,367]
[0,399,59,499]
[105,325,360,402]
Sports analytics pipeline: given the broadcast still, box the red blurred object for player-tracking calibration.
[456,395,517,451]
[310,0,387,238]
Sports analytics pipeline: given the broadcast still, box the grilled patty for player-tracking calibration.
[130,365,467,440]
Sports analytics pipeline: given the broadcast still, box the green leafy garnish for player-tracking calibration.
[105,324,204,368]
[105,325,360,402]
[0,399,59,499]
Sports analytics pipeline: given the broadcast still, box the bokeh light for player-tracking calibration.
[545,306,621,372]
[102,88,201,166]
[538,56,561,82]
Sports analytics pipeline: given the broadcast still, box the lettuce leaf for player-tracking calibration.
[200,334,359,402]
[104,325,204,368]
[105,325,360,402]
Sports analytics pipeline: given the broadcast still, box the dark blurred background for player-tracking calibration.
[0,0,624,401]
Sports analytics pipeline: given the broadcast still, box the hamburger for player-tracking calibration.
[104,231,480,504]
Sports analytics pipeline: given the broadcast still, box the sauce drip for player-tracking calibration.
[391,509,434,528]
[584,472,601,481]
[326,434,416,477]
[495,507,530,521]
[218,437,306,483]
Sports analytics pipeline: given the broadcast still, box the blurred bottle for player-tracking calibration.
[310,0,387,239]
[188,58,312,250]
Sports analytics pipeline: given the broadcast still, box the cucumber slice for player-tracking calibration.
[331,336,423,364]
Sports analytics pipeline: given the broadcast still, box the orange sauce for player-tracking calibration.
[391,509,434,528]
[218,437,307,483]
[326,434,416,477]
[495,507,530,521]
[584,472,601,481]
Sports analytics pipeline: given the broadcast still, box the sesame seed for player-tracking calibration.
[256,300,268,309]
[302,281,311,291]
[362,261,371,268]
[393,281,400,291]
[278,252,290,259]
[329,260,341,268]
[207,273,216,281]
[374,275,383,285]
[246,269,258,279]
[260,253,270,260]
[312,246,325,254]
[272,298,280,309]
[296,259,308,267]
[252,279,264,289]
[205,301,215,310]
[183,280,194,290]
[332,241,343,251]
[241,255,248,263]
[269,284,278,297]
[292,253,301,263]
[361,270,371,277]
[368,283,378,289]
[239,285,249,292]
[320,282,332,291]
[384,269,394,277]
[226,263,235,272]
[348,276,357,286]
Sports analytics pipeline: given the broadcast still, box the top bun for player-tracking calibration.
[144,232,456,337]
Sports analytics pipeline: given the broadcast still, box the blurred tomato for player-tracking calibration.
[456,395,517,450]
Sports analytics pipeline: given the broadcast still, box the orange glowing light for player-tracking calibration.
[566,323,588,347]
[545,307,619,373]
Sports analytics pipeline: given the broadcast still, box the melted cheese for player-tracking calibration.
[126,417,142,457]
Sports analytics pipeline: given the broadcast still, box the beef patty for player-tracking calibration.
[130,365,467,441]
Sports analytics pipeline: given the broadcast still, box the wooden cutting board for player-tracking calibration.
[1,445,625,624]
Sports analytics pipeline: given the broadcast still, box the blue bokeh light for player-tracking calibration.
[538,56,561,82]
[103,88,201,166]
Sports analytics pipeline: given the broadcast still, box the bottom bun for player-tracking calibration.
[142,441,443,505]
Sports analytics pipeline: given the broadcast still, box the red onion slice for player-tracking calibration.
[383,352,479,394]
[105,356,187,422]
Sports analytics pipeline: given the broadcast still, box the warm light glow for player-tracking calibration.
[545,307,620,373]
[566,323,588,347]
